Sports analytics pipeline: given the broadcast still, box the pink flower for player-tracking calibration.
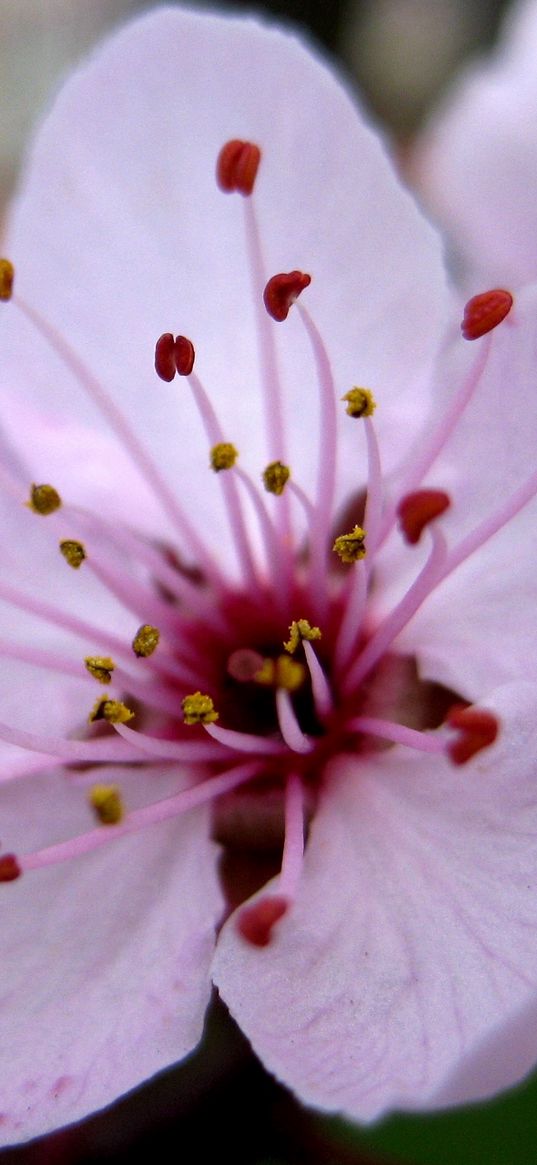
[0,3,536,1145]
[415,0,537,286]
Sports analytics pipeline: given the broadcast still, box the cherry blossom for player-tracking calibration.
[0,4,536,1146]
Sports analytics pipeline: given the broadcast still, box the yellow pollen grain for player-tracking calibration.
[284,619,322,654]
[255,654,305,692]
[262,461,290,495]
[0,259,14,301]
[341,387,376,418]
[333,526,367,564]
[182,691,219,725]
[28,483,62,515]
[84,656,116,684]
[88,783,124,826]
[210,442,238,471]
[59,540,86,569]
[88,697,134,724]
[132,624,160,657]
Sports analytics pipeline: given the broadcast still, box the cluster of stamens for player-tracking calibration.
[0,144,523,949]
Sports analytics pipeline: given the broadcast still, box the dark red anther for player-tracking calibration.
[447,705,499,765]
[397,489,450,545]
[174,335,195,376]
[461,289,513,340]
[155,333,176,382]
[263,271,312,322]
[237,894,288,947]
[216,139,261,196]
[0,853,21,882]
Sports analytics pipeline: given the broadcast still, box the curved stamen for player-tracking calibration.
[0,719,142,763]
[303,640,333,718]
[13,294,224,587]
[203,722,286,755]
[275,688,313,754]
[349,715,444,754]
[113,722,224,762]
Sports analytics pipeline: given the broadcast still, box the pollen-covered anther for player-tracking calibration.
[446,704,499,765]
[461,289,513,340]
[210,442,238,472]
[397,489,451,545]
[89,697,134,724]
[216,139,261,196]
[155,333,195,380]
[132,624,160,658]
[341,387,376,418]
[237,894,289,947]
[59,540,86,569]
[182,691,219,726]
[84,656,116,684]
[0,853,21,883]
[0,259,14,301]
[284,619,322,654]
[262,461,290,495]
[28,483,62,515]
[263,271,311,322]
[255,655,306,692]
[88,784,124,826]
[333,526,367,564]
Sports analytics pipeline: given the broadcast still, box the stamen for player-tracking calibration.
[284,619,321,654]
[28,483,62,515]
[210,442,238,472]
[84,656,116,684]
[89,784,124,825]
[203,722,286,755]
[88,697,134,724]
[262,460,290,496]
[398,489,450,545]
[461,289,513,340]
[342,387,376,418]
[447,705,499,764]
[0,853,21,882]
[216,139,261,196]
[333,526,367,564]
[349,715,444,754]
[132,624,160,657]
[59,539,86,569]
[275,688,312,754]
[112,721,224,762]
[263,272,311,323]
[278,772,305,900]
[174,335,196,376]
[236,895,288,947]
[0,258,14,301]
[154,332,176,382]
[302,640,333,718]
[182,692,218,726]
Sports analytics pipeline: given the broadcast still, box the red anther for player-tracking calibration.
[461,289,513,340]
[174,335,195,376]
[0,853,21,882]
[397,489,450,545]
[237,894,288,947]
[216,139,261,196]
[263,271,312,322]
[446,705,499,765]
[155,333,176,382]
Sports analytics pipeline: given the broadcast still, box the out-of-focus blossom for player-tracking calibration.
[1,5,537,1147]
[415,0,537,285]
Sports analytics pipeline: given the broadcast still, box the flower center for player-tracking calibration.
[0,141,524,947]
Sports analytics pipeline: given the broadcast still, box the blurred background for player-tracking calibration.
[0,1,531,1163]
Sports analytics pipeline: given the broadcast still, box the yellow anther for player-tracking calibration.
[284,619,322,654]
[255,654,306,692]
[28,483,62,515]
[59,540,86,569]
[84,656,116,684]
[132,624,160,658]
[333,526,367,564]
[262,461,290,495]
[0,259,14,301]
[88,784,124,826]
[88,697,135,724]
[210,442,238,471]
[182,691,219,725]
[341,387,376,418]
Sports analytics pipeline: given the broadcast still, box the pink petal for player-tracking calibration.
[0,764,222,1144]
[213,681,537,1121]
[1,6,449,570]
